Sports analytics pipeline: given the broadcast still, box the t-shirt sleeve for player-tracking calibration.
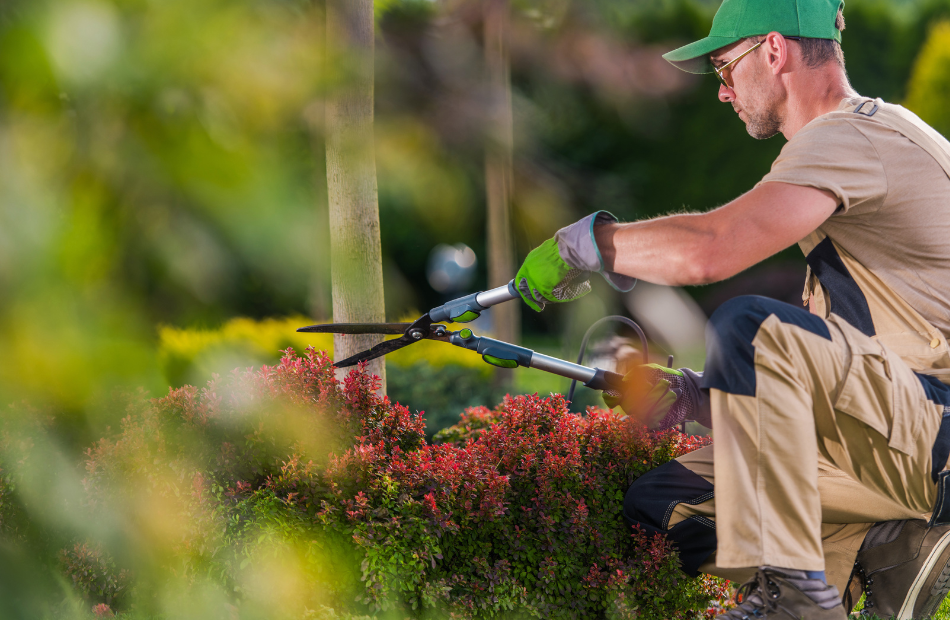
[756,116,887,215]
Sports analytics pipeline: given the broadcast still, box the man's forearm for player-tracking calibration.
[595,214,725,286]
[592,182,840,286]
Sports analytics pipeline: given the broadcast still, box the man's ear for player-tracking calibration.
[763,31,790,74]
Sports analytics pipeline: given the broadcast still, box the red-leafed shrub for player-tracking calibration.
[78,348,728,619]
[83,348,360,505]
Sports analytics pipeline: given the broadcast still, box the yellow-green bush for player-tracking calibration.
[905,21,950,138]
[158,317,499,436]
[158,316,489,387]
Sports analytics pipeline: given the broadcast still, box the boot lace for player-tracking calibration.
[844,561,874,616]
[722,570,784,618]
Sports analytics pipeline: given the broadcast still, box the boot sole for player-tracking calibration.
[897,529,950,619]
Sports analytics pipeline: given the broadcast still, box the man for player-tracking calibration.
[514,0,950,618]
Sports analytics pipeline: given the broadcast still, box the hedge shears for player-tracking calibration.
[297,280,625,395]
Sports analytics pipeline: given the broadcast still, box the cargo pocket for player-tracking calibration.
[831,317,921,456]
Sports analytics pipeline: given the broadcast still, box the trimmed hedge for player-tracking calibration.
[7,347,729,618]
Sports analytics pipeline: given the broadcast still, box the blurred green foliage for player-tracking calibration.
[906,20,950,137]
[0,0,330,441]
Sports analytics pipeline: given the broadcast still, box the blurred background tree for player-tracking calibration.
[325,0,387,393]
[483,0,520,392]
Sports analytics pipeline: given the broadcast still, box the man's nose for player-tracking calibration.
[718,83,735,103]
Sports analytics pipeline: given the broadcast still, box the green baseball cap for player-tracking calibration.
[663,0,844,74]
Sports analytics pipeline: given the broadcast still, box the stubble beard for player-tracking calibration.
[741,63,784,140]
[745,104,783,140]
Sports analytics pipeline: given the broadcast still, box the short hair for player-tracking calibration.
[797,7,846,68]
[747,7,846,69]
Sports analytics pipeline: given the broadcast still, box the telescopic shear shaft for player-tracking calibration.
[449,330,623,391]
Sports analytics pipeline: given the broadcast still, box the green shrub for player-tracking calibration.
[0,408,52,543]
[59,542,131,608]
[388,362,502,437]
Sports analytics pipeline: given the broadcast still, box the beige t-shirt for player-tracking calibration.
[757,97,950,360]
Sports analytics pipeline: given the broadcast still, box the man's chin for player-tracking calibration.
[741,106,784,139]
[747,127,781,140]
[745,118,782,140]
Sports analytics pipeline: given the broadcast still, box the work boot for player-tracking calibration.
[717,567,846,619]
[844,520,950,618]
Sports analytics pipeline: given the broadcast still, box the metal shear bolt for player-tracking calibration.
[410,330,424,340]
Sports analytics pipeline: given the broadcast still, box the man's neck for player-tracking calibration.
[781,67,859,139]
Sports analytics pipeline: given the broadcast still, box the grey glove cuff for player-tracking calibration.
[554,211,637,293]
[680,368,711,428]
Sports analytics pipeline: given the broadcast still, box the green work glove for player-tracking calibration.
[515,211,637,312]
[515,238,591,312]
[603,364,710,430]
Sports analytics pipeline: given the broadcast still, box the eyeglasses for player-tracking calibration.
[713,36,801,88]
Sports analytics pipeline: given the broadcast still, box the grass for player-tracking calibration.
[850,593,950,618]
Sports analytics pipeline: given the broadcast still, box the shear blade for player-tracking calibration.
[334,336,415,368]
[297,323,411,335]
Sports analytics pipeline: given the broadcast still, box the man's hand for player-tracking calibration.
[515,238,592,311]
[604,364,710,430]
[515,211,636,312]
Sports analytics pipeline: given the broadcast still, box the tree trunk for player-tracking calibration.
[325,0,386,394]
[309,101,332,322]
[484,0,519,387]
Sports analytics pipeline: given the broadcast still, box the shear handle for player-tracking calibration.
[429,280,518,323]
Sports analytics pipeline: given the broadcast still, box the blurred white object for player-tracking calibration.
[46,1,122,86]
[585,335,641,374]
[624,282,707,356]
[426,243,477,293]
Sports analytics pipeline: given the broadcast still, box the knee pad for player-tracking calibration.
[705,295,831,397]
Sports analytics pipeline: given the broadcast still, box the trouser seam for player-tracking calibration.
[692,515,716,530]
[756,369,767,566]
[663,491,715,529]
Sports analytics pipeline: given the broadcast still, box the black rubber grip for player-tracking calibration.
[584,369,624,392]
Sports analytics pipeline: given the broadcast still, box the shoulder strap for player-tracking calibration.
[825,98,950,181]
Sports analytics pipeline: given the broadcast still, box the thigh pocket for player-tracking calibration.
[832,318,922,455]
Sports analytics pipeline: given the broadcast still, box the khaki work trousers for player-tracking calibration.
[670,298,945,595]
